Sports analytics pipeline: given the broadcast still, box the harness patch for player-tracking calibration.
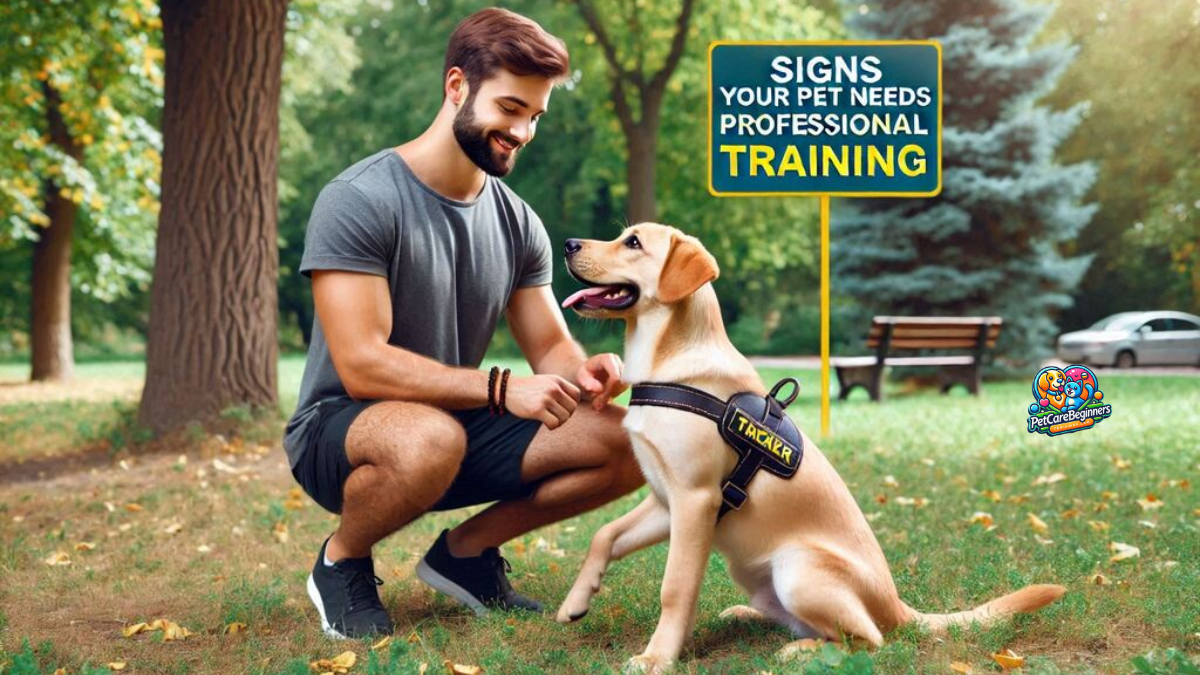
[727,410,797,468]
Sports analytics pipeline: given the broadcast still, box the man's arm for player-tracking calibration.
[314,270,581,427]
[506,285,626,409]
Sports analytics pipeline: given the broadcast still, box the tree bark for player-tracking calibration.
[139,0,288,433]
[30,82,80,382]
[626,125,658,223]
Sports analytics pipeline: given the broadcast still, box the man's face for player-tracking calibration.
[452,70,553,177]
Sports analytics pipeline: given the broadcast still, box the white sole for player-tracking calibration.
[307,573,351,639]
[416,559,490,617]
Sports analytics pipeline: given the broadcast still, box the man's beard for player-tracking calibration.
[453,91,521,177]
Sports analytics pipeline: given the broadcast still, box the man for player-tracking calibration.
[283,8,643,639]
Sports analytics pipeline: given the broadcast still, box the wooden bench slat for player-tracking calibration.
[873,316,1002,325]
[867,338,998,350]
[883,356,976,366]
[868,326,1002,340]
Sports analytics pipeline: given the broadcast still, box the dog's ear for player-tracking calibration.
[658,233,719,304]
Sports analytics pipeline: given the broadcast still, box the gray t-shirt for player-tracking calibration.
[283,148,553,467]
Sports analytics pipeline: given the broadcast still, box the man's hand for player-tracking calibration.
[576,353,627,410]
[505,374,582,429]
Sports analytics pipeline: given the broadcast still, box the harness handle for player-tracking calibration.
[768,377,800,409]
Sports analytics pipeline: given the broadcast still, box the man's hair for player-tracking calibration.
[444,8,570,95]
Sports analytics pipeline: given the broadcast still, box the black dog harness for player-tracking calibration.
[628,378,804,521]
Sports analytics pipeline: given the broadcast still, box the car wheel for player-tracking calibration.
[1115,350,1135,369]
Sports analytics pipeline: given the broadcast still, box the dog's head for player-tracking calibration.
[1038,369,1065,395]
[561,223,720,318]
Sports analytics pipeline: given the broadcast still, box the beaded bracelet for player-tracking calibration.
[487,366,500,415]
[498,368,511,415]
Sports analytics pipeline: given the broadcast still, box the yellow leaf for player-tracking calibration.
[164,522,183,535]
[1027,513,1049,534]
[75,542,96,551]
[406,631,421,644]
[1100,491,1119,501]
[311,651,357,674]
[1110,456,1132,470]
[125,503,144,512]
[1088,520,1110,532]
[445,661,484,675]
[223,622,247,635]
[1060,508,1082,520]
[122,622,151,638]
[273,521,289,544]
[370,636,392,651]
[991,649,1025,670]
[1109,542,1140,562]
[44,551,72,566]
[980,490,1002,502]
[950,662,973,674]
[882,475,899,488]
[53,669,66,675]
[106,662,127,671]
[1090,573,1111,585]
[419,664,429,675]
[1032,472,1066,486]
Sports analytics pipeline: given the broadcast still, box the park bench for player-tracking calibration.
[830,316,1003,402]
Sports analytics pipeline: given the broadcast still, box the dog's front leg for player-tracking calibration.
[626,489,720,674]
[558,493,670,623]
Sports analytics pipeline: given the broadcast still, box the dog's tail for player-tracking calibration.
[903,584,1065,634]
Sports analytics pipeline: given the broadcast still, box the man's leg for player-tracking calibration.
[444,404,644,557]
[327,401,468,561]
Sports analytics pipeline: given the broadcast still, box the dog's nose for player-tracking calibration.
[564,239,583,256]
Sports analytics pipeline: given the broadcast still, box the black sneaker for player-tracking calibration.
[415,529,543,616]
[306,535,394,639]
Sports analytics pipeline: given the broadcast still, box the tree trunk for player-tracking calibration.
[139,0,288,433]
[626,124,658,223]
[30,82,80,382]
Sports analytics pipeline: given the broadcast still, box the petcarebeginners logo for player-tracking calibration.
[1027,365,1113,436]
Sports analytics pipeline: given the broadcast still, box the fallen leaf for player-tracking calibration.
[106,662,127,671]
[980,490,1002,502]
[273,521,289,544]
[406,631,421,644]
[419,664,429,675]
[44,551,72,566]
[223,622,247,635]
[1027,513,1049,534]
[124,503,144,512]
[1060,508,1082,520]
[1035,535,1055,546]
[882,475,899,488]
[1111,456,1132,470]
[75,542,97,552]
[164,522,184,535]
[310,651,357,674]
[1033,472,1067,486]
[969,512,994,528]
[1136,495,1164,511]
[122,622,151,638]
[950,662,973,674]
[991,649,1025,670]
[444,661,484,675]
[370,636,392,651]
[1090,573,1111,585]
[212,458,246,475]
[1088,520,1110,532]
[1109,542,1140,562]
[1100,491,1119,501]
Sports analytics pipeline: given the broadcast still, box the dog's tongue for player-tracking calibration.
[562,285,615,308]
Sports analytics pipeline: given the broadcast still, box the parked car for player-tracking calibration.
[1057,311,1200,367]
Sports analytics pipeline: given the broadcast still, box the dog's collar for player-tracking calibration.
[628,379,803,521]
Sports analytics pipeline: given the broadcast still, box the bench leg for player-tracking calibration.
[938,365,982,396]
[835,366,884,402]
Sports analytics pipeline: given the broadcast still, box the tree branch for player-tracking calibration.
[649,0,696,93]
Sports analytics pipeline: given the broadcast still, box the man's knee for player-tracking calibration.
[348,403,467,504]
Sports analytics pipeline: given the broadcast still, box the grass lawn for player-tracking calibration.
[0,359,1197,674]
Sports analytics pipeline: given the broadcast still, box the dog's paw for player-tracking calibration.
[555,590,592,624]
[623,653,673,675]
[777,638,825,661]
[718,604,766,621]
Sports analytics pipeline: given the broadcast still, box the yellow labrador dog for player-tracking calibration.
[558,223,1064,673]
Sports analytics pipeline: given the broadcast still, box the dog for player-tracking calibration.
[1036,368,1067,410]
[558,223,1065,673]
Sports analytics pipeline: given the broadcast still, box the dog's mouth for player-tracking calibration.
[562,271,639,312]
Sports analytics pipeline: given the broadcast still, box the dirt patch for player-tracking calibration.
[0,376,143,405]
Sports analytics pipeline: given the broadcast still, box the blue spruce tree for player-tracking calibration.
[833,0,1097,368]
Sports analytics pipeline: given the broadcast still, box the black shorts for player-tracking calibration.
[290,396,544,514]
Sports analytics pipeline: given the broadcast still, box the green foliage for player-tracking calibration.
[1132,649,1200,675]
[0,639,114,675]
[833,0,1097,368]
[1045,0,1200,325]
[0,0,162,317]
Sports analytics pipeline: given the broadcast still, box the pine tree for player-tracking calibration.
[833,0,1096,368]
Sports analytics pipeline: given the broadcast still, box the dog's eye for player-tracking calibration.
[624,235,641,250]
